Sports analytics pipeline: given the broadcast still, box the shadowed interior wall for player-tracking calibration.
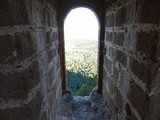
[103,0,160,119]
[0,0,61,120]
[0,0,160,120]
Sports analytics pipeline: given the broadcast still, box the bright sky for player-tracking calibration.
[64,7,99,40]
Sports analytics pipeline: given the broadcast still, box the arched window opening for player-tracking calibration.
[64,7,99,96]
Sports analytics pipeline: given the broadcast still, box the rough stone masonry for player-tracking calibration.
[0,0,61,120]
[103,0,160,119]
[0,0,160,120]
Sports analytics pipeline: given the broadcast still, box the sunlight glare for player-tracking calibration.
[64,7,99,40]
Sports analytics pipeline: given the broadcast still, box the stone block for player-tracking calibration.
[126,29,136,52]
[0,107,32,120]
[107,75,115,96]
[0,32,36,63]
[108,46,116,61]
[0,35,15,62]
[113,66,119,82]
[53,77,61,95]
[130,57,151,84]
[0,89,42,120]
[26,1,56,27]
[105,32,113,42]
[127,81,149,120]
[157,34,160,60]
[103,82,118,119]
[116,88,124,113]
[147,93,160,120]
[25,0,46,26]
[103,69,108,82]
[50,32,58,45]
[104,56,113,75]
[0,0,29,26]
[114,32,124,46]
[103,84,113,105]
[116,50,127,67]
[47,48,57,63]
[116,6,126,26]
[136,31,158,60]
[120,70,130,94]
[125,103,138,120]
[28,90,43,120]
[46,10,56,27]
[48,67,55,88]
[105,12,115,27]
[40,111,47,120]
[14,32,36,60]
[46,0,58,6]
[126,1,136,25]
[0,61,40,99]
[138,0,159,24]
[46,31,50,45]
[146,69,160,120]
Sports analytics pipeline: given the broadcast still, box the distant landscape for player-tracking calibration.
[65,39,98,96]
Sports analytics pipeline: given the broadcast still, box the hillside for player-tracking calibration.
[65,39,98,96]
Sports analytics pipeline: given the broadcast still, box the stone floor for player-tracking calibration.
[56,88,110,120]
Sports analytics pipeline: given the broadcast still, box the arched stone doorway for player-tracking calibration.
[58,0,105,94]
[64,7,99,95]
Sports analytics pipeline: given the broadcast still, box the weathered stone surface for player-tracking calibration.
[105,75,115,96]
[119,70,130,94]
[128,81,149,120]
[0,32,37,63]
[136,31,158,60]
[48,68,55,88]
[108,46,116,61]
[47,48,56,63]
[113,66,119,82]
[116,50,127,67]
[57,91,110,120]
[130,57,151,84]
[14,32,36,60]
[105,32,113,42]
[40,112,47,120]
[0,0,61,119]
[0,107,32,120]
[114,32,124,46]
[139,0,159,24]
[125,103,138,120]
[0,61,40,99]
[28,90,43,120]
[115,88,124,110]
[105,13,114,27]
[126,29,136,51]
[0,0,160,120]
[116,6,126,26]
[126,1,135,25]
[146,68,160,120]
[104,56,113,75]
[0,35,15,61]
[0,90,43,120]
[0,0,29,26]
[46,11,56,27]
[103,0,160,119]
[46,31,57,47]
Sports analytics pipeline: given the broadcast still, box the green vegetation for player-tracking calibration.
[65,39,98,96]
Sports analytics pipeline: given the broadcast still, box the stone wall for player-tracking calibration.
[1,0,160,120]
[103,0,160,119]
[0,0,61,120]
